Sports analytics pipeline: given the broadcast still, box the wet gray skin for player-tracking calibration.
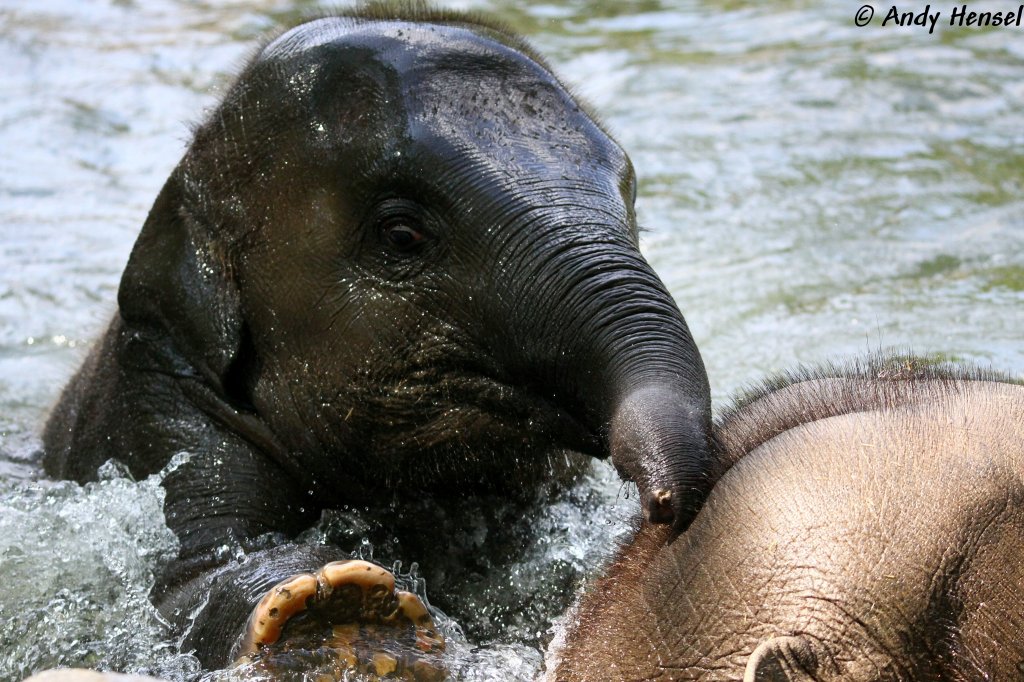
[40,7,711,670]
[2,1,1023,680]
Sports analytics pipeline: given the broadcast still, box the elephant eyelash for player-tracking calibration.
[378,214,436,256]
[365,197,437,256]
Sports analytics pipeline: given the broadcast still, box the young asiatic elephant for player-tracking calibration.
[548,357,1024,681]
[42,6,713,674]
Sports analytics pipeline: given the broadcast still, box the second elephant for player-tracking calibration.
[549,356,1024,681]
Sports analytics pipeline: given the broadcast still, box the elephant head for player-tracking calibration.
[57,10,713,528]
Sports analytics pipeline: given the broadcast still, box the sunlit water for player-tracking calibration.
[1,0,1022,680]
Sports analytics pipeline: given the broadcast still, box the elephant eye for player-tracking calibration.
[371,198,434,257]
[383,221,425,251]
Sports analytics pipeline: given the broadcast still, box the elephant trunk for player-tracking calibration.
[608,384,711,525]
[585,283,712,528]
[499,222,713,529]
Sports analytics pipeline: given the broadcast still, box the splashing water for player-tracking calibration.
[0,450,632,682]
[0,457,201,681]
[287,462,635,682]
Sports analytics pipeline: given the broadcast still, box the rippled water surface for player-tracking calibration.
[2,0,1022,680]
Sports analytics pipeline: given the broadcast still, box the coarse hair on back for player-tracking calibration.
[711,351,1021,478]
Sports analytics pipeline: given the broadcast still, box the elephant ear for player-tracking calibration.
[117,171,245,400]
[743,636,826,682]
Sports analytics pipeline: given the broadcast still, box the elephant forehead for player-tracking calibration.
[262,17,528,68]
[259,18,626,183]
[406,69,623,186]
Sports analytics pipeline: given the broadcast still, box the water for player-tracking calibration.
[0,460,198,680]
[1,0,1022,680]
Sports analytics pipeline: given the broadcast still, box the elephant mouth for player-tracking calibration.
[368,368,604,460]
[472,374,605,458]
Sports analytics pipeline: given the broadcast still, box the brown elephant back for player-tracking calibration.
[548,358,1024,681]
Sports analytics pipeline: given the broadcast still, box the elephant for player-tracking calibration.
[40,5,713,674]
[546,356,1024,681]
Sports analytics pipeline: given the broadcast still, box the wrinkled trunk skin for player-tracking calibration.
[482,201,713,529]
[547,364,1024,682]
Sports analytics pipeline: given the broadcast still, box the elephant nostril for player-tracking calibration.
[643,488,674,524]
